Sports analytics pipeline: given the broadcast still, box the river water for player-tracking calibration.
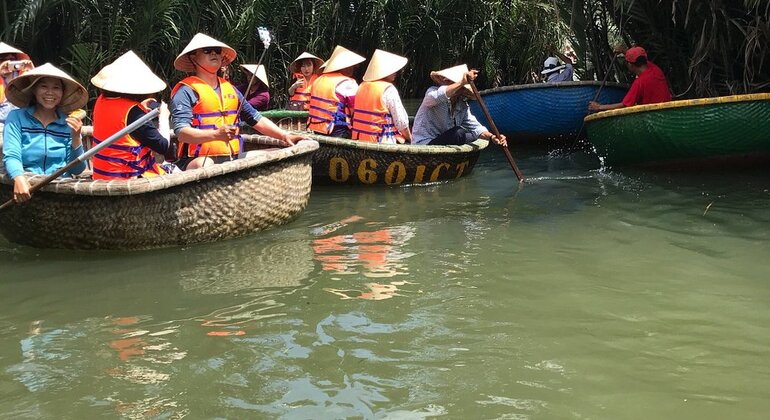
[1,147,769,419]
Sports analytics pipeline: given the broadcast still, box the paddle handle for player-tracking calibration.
[468,79,525,183]
[0,108,160,211]
[575,54,620,141]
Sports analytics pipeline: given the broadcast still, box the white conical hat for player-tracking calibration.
[5,63,87,112]
[430,64,473,96]
[322,46,365,74]
[362,49,408,82]
[240,64,269,87]
[91,50,166,95]
[289,52,324,74]
[0,42,30,61]
[174,33,237,72]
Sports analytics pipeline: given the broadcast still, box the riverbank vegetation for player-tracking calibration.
[3,0,768,102]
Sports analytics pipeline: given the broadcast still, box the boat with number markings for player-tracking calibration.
[468,81,628,143]
[243,130,489,186]
[584,93,770,167]
[0,139,318,250]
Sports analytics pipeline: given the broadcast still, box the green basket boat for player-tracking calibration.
[260,109,308,131]
[584,93,770,167]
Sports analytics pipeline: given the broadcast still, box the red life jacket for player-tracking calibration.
[170,76,241,159]
[289,74,317,110]
[92,95,165,180]
[307,72,353,135]
[351,81,403,143]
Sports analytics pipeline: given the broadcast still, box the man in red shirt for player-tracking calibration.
[588,46,672,111]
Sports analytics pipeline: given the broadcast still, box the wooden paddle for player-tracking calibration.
[467,79,525,183]
[0,108,160,211]
[575,53,620,142]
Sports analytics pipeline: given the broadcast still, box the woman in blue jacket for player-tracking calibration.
[2,63,88,203]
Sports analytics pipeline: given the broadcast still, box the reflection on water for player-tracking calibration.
[1,148,770,418]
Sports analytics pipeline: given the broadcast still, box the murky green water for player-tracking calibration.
[1,148,769,419]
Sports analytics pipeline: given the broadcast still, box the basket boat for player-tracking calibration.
[244,132,489,186]
[468,81,628,143]
[259,109,415,132]
[584,94,770,167]
[0,139,318,250]
[260,109,308,131]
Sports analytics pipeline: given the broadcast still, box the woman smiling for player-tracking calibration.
[1,63,88,203]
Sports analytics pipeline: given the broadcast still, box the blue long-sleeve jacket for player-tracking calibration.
[2,106,85,179]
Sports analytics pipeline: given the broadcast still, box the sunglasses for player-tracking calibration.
[201,47,222,55]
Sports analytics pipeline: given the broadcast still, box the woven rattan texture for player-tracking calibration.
[586,97,770,166]
[0,142,317,249]
[469,82,628,142]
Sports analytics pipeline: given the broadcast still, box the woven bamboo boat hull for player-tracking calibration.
[0,140,318,250]
[260,109,308,131]
[584,94,770,167]
[469,81,628,143]
[244,132,488,186]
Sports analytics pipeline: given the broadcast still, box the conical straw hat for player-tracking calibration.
[5,63,87,112]
[322,46,365,74]
[430,64,473,96]
[174,33,237,72]
[240,64,269,87]
[91,50,166,95]
[362,49,408,82]
[289,52,324,74]
[0,42,30,61]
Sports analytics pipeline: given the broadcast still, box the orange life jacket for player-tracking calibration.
[307,72,353,135]
[92,95,165,180]
[170,76,241,159]
[289,74,317,110]
[351,81,404,143]
[0,80,5,103]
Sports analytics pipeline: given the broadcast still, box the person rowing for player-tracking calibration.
[2,64,88,202]
[307,45,365,138]
[170,33,304,170]
[588,46,672,111]
[351,49,411,144]
[90,50,174,180]
[412,64,507,147]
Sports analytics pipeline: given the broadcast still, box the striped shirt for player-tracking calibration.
[2,106,85,179]
[412,85,487,145]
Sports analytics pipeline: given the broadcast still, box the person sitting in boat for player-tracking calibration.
[307,45,365,138]
[2,64,88,203]
[412,64,507,147]
[0,42,35,127]
[287,52,323,111]
[588,46,672,112]
[541,45,574,83]
[90,50,176,180]
[351,49,411,144]
[237,64,270,111]
[170,33,305,170]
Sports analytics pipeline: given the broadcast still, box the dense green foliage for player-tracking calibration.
[2,0,564,104]
[2,0,768,104]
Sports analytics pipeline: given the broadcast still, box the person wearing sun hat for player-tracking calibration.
[540,45,574,83]
[350,49,411,144]
[2,63,88,203]
[287,52,324,111]
[90,50,175,180]
[589,45,671,112]
[412,64,507,147]
[170,33,305,171]
[237,64,270,111]
[0,42,35,126]
[307,45,365,137]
